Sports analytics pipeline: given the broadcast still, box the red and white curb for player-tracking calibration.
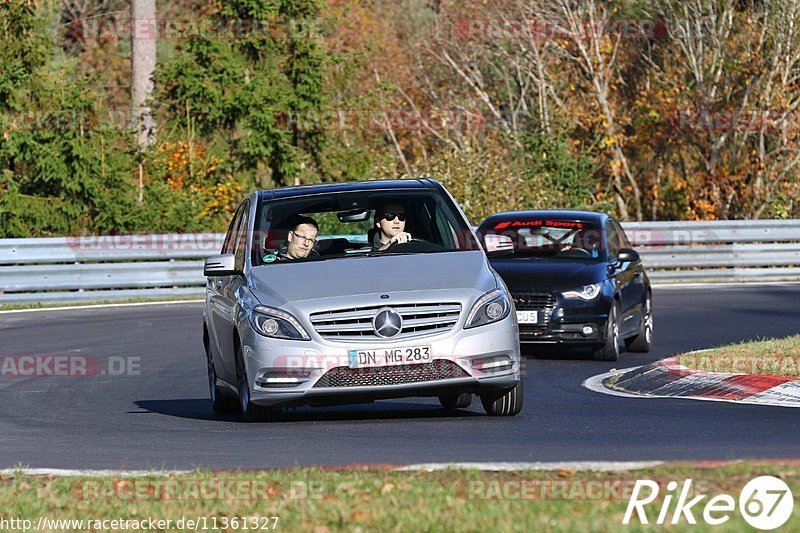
[583,357,800,408]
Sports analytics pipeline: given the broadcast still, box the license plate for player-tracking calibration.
[348,345,432,369]
[516,310,539,324]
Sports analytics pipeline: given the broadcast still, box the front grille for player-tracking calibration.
[313,360,470,388]
[309,303,461,342]
[512,292,555,337]
[519,324,548,336]
[512,292,555,310]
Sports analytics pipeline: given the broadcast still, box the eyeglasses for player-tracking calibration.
[382,212,406,222]
[291,231,317,245]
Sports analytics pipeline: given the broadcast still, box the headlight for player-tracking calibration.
[465,288,511,329]
[562,283,602,301]
[249,305,311,340]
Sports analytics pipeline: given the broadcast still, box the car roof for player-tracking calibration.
[479,210,610,227]
[257,179,440,201]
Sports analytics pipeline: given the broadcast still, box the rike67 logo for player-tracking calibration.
[623,476,793,530]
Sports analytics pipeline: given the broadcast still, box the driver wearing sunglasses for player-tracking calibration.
[372,203,413,251]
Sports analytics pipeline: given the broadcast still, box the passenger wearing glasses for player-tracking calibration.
[268,215,319,262]
[372,203,412,251]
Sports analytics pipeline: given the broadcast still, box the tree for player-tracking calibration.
[641,0,800,219]
[131,0,156,149]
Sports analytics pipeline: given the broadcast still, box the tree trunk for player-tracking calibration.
[131,0,156,150]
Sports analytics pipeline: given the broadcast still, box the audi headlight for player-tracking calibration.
[465,288,511,329]
[249,305,311,340]
[562,283,602,301]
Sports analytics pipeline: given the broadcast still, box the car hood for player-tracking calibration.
[489,257,607,292]
[248,251,496,306]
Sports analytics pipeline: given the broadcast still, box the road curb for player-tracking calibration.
[597,357,800,408]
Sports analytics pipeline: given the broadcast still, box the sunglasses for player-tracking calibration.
[382,212,406,222]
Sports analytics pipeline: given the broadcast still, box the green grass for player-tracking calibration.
[1,464,798,531]
[677,334,800,378]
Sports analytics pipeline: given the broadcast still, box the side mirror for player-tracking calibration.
[617,249,640,264]
[204,253,239,277]
[484,234,514,256]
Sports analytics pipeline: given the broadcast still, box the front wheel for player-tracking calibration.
[439,393,472,409]
[625,293,653,353]
[480,381,523,416]
[593,302,620,361]
[207,343,235,414]
[236,343,278,422]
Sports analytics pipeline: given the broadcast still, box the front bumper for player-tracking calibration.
[518,316,608,344]
[513,291,611,345]
[239,314,520,407]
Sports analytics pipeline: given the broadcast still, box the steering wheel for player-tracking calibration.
[564,247,592,257]
[384,238,445,253]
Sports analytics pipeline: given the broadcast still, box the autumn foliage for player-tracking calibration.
[1,0,799,237]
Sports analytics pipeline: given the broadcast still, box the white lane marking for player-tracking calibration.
[397,461,664,472]
[583,368,800,408]
[5,464,666,477]
[0,300,203,315]
[653,281,800,289]
[0,468,190,477]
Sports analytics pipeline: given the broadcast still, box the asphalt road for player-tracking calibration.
[1,284,799,470]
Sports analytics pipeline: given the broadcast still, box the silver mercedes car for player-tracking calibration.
[202,179,522,421]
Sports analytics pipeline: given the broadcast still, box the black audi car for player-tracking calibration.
[477,210,652,361]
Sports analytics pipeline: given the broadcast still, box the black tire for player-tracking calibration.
[206,343,236,414]
[480,381,523,416]
[235,342,278,423]
[593,302,620,361]
[439,393,472,409]
[625,292,653,353]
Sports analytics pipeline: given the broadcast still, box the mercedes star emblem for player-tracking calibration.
[373,307,403,338]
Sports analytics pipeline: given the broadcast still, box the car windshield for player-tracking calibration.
[482,218,605,261]
[251,189,480,266]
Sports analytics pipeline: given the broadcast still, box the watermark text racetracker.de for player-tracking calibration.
[0,355,140,378]
[63,227,712,255]
[669,109,800,133]
[270,354,528,378]
[73,478,324,501]
[66,233,223,253]
[452,18,669,41]
[457,478,711,501]
[687,354,800,376]
[0,516,280,531]
[74,18,273,41]
[275,108,486,132]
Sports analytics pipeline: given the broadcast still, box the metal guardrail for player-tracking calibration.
[1,220,799,305]
[0,234,224,305]
[623,220,800,283]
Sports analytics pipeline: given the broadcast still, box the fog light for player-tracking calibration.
[256,371,312,388]
[472,355,514,373]
[581,326,594,336]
